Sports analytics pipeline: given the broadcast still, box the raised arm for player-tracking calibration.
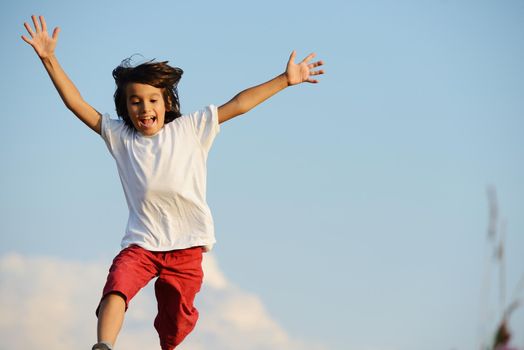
[218,51,324,124]
[22,15,102,134]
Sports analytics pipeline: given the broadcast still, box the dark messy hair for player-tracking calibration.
[493,321,511,348]
[113,58,183,129]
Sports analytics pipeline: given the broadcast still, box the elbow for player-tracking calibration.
[233,96,250,116]
[64,101,76,111]
[64,97,85,113]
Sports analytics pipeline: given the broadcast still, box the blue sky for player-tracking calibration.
[1,1,523,349]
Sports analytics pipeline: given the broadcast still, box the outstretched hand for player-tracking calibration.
[285,51,324,86]
[21,15,60,59]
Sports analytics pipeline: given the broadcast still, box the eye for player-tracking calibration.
[150,99,158,103]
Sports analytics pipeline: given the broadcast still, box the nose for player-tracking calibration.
[141,101,151,113]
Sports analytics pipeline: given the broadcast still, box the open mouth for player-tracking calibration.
[138,116,157,129]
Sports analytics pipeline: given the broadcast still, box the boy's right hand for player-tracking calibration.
[21,14,102,135]
[22,15,60,59]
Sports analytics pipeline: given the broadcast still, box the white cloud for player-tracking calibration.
[0,252,326,350]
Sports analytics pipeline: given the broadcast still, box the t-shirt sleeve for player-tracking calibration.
[187,105,220,152]
[100,113,128,157]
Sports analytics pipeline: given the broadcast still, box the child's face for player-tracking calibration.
[126,83,166,136]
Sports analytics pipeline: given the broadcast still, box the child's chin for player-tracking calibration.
[135,121,164,136]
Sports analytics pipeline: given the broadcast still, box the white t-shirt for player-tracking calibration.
[100,105,220,251]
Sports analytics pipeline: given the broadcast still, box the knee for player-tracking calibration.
[98,292,126,316]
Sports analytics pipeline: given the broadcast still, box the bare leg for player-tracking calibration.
[97,293,126,345]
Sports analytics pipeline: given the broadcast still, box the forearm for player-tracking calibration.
[22,15,101,133]
[40,54,101,133]
[233,73,288,113]
[219,73,288,123]
[41,54,84,110]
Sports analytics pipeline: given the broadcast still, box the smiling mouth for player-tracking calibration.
[138,116,157,128]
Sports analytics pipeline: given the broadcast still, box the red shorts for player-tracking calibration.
[97,245,204,349]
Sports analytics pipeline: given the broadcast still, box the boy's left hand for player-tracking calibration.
[285,51,324,86]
